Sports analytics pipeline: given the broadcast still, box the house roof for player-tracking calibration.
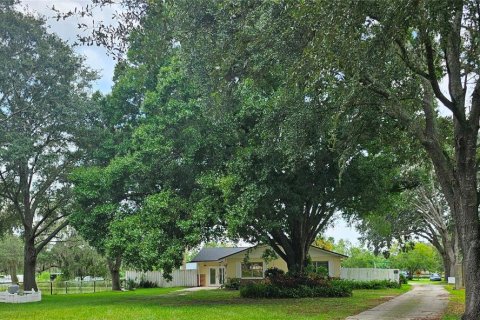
[189,247,250,262]
[189,245,348,262]
[310,245,349,258]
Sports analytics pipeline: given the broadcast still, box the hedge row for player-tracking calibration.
[239,282,352,298]
[331,279,401,290]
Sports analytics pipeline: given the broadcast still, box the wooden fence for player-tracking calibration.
[125,270,198,287]
[340,268,400,283]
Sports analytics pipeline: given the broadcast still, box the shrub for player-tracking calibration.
[138,276,157,288]
[223,278,241,290]
[331,279,401,290]
[399,274,407,285]
[266,272,330,288]
[305,265,329,279]
[264,267,285,279]
[125,279,137,290]
[240,283,275,298]
[240,281,352,298]
[138,280,157,288]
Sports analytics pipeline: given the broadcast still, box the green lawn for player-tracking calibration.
[442,285,465,320]
[0,286,411,320]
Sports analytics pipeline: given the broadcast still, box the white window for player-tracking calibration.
[241,262,264,278]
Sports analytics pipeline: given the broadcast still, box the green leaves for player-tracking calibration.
[391,243,443,274]
[106,190,191,277]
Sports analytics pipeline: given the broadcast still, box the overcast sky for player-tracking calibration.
[19,0,362,245]
[20,0,118,93]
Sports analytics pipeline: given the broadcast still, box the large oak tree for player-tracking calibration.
[0,2,95,290]
[302,1,480,318]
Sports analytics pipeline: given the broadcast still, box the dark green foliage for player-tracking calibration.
[0,1,96,291]
[274,274,329,289]
[399,274,407,285]
[239,282,352,299]
[37,233,108,281]
[239,273,400,299]
[331,280,401,290]
[138,278,157,289]
[223,278,241,290]
[264,268,285,279]
[305,264,329,279]
[70,0,411,280]
[125,279,137,291]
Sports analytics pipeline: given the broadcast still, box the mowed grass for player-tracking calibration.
[442,285,465,320]
[0,285,411,320]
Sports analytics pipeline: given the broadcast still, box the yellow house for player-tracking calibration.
[190,245,347,287]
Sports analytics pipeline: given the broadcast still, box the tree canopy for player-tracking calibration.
[67,1,413,277]
[54,2,480,316]
[0,2,96,290]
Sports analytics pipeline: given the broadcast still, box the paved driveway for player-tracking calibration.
[346,284,449,320]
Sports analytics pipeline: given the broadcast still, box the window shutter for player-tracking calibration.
[328,260,333,277]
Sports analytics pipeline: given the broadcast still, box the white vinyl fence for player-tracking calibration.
[340,268,400,283]
[0,290,41,303]
[126,270,198,287]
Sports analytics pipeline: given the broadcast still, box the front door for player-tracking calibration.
[208,267,226,286]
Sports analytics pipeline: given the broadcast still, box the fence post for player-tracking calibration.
[50,282,53,295]
[94,281,96,293]
[65,281,68,294]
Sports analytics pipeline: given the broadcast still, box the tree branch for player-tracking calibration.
[33,213,69,239]
[35,220,69,253]
[422,33,458,115]
[420,81,457,207]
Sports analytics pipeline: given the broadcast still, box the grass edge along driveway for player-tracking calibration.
[442,285,466,320]
[0,285,411,320]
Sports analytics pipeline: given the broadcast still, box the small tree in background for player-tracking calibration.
[391,243,443,278]
[0,234,23,283]
[37,232,108,281]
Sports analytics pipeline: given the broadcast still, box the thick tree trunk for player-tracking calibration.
[10,264,18,284]
[457,205,480,320]
[285,246,308,275]
[268,205,334,277]
[441,253,459,284]
[269,231,310,276]
[433,134,479,318]
[419,86,479,319]
[441,254,451,281]
[108,256,122,291]
[455,128,480,320]
[23,237,37,291]
[442,234,457,281]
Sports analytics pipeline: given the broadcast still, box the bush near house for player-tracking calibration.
[239,270,352,298]
[238,268,401,298]
[240,282,352,298]
[223,278,241,290]
[331,279,401,290]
